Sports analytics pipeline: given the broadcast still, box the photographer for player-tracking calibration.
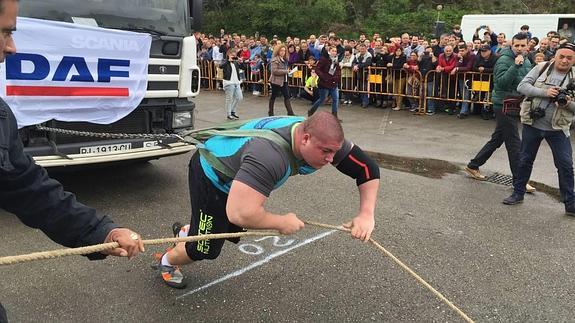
[503,42,575,215]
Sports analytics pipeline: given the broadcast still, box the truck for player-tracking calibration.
[12,0,203,167]
[461,14,575,42]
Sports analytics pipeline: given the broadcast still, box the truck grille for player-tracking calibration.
[50,108,150,144]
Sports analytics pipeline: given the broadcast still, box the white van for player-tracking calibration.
[460,14,575,41]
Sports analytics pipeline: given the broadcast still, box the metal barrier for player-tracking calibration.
[198,59,494,116]
[423,71,493,113]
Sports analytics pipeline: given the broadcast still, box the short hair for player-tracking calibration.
[302,111,344,143]
[534,52,545,60]
[512,33,528,43]
[520,25,529,30]
[530,37,539,46]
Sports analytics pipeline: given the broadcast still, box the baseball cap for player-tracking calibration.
[558,42,575,52]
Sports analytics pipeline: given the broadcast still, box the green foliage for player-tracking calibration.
[202,0,572,39]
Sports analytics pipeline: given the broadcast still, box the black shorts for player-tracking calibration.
[185,152,244,261]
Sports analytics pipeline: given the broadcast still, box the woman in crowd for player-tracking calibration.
[268,44,295,116]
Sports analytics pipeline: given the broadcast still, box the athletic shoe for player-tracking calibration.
[227,115,235,120]
[231,112,240,120]
[465,166,486,181]
[426,111,435,116]
[152,260,187,289]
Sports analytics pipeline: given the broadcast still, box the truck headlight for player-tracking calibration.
[172,111,192,128]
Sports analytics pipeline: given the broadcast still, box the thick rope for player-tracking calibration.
[0,221,474,322]
[0,231,276,266]
[303,220,474,323]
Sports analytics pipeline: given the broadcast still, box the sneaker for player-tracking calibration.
[252,91,261,96]
[465,166,486,181]
[502,193,524,205]
[152,260,187,289]
[526,183,536,193]
[231,112,240,120]
[426,111,435,116]
[227,115,235,120]
[409,107,418,112]
[392,106,401,111]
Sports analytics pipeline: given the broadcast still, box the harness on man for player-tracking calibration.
[179,117,301,180]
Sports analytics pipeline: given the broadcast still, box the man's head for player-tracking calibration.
[550,36,560,49]
[401,33,410,45]
[511,33,529,56]
[458,43,468,56]
[473,39,482,50]
[554,42,575,73]
[0,0,18,63]
[479,44,492,58]
[297,111,344,169]
[539,37,550,51]
[443,45,453,57]
[497,33,506,45]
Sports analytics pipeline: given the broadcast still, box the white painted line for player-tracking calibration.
[378,107,392,135]
[177,230,337,299]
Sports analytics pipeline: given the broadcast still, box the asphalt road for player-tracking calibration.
[1,92,575,322]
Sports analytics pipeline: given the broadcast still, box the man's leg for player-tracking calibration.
[0,302,7,323]
[546,130,575,209]
[330,87,339,114]
[160,153,230,288]
[309,88,328,115]
[467,108,506,170]
[510,125,543,197]
[224,84,233,117]
[499,113,522,179]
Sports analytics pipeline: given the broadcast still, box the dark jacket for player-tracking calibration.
[221,59,242,81]
[0,99,117,260]
[419,55,438,82]
[315,55,341,89]
[492,48,532,108]
[473,53,497,73]
[352,52,372,80]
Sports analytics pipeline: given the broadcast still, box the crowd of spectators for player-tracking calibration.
[193,22,575,119]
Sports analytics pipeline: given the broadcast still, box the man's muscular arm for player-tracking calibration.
[227,180,304,235]
[335,144,380,241]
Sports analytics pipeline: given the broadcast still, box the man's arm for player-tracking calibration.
[226,180,304,235]
[517,63,548,98]
[0,104,142,259]
[334,144,380,241]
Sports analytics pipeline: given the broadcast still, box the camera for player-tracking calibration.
[552,81,575,106]
[529,106,546,119]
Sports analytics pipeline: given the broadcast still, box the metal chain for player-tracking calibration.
[35,125,186,142]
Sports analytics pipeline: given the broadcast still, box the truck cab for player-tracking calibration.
[12,0,202,167]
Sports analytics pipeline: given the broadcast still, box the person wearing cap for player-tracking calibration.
[503,42,575,215]
[472,43,498,119]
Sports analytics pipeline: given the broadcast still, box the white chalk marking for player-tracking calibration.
[177,230,336,299]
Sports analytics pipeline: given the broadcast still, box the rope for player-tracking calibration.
[303,220,474,323]
[0,231,276,266]
[0,221,474,322]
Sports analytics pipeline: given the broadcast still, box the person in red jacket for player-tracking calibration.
[308,46,342,121]
[436,45,458,114]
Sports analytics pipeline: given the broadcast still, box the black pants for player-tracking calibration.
[1,302,7,323]
[468,108,521,178]
[270,82,290,100]
[185,152,243,261]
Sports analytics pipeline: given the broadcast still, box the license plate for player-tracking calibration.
[79,143,132,154]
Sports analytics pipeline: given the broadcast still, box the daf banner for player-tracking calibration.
[0,17,152,128]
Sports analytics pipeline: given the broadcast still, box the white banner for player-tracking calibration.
[0,17,152,128]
